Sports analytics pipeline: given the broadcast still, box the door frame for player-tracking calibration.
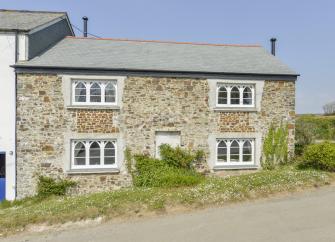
[0,152,6,201]
[155,131,181,158]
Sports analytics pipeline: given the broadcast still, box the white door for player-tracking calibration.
[155,132,181,158]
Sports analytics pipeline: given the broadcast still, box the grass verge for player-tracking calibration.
[0,166,334,236]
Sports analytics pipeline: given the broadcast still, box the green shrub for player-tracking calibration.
[159,144,203,169]
[262,123,288,169]
[133,154,204,188]
[298,142,335,171]
[295,119,315,155]
[37,176,76,198]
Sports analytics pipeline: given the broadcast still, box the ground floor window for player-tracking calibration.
[216,139,254,165]
[71,140,117,169]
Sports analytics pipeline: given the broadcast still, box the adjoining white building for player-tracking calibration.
[0,9,74,200]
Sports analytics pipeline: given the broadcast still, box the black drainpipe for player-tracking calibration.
[270,38,277,56]
[82,16,88,37]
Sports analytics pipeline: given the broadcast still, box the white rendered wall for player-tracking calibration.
[0,32,26,200]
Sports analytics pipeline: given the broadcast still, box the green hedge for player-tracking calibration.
[133,154,204,188]
[159,144,203,169]
[37,176,76,198]
[296,115,335,140]
[298,142,335,171]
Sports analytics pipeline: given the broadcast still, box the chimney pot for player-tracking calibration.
[270,38,277,56]
[82,16,88,37]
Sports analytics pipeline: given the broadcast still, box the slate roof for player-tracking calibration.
[16,37,298,76]
[0,9,66,31]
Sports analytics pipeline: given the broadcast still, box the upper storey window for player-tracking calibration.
[217,84,255,107]
[72,80,117,105]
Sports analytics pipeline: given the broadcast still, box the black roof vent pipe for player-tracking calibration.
[270,38,277,56]
[82,16,88,37]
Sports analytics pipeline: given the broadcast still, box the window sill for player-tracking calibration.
[66,105,120,110]
[213,165,259,170]
[213,107,257,112]
[66,168,120,175]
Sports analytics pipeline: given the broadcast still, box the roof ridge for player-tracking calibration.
[65,36,261,48]
[0,9,66,15]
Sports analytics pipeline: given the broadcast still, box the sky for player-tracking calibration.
[1,0,334,114]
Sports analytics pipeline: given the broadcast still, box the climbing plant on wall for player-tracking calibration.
[262,122,288,170]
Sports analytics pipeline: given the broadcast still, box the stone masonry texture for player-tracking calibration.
[16,74,295,198]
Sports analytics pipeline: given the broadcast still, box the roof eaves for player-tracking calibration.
[12,64,300,77]
[0,28,29,32]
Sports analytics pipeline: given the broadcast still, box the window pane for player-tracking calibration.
[243,87,253,105]
[230,140,240,162]
[243,155,252,162]
[74,142,86,166]
[104,157,115,165]
[104,142,115,156]
[243,98,252,105]
[105,148,115,157]
[243,141,252,162]
[218,148,227,162]
[217,140,227,162]
[243,141,252,154]
[89,158,100,165]
[89,142,101,165]
[90,83,101,103]
[105,83,116,103]
[74,143,85,157]
[74,158,86,166]
[218,87,227,104]
[75,95,86,102]
[75,82,86,102]
[230,87,240,105]
[218,154,227,162]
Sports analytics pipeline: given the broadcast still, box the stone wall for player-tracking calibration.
[16,74,130,198]
[122,77,212,154]
[75,110,119,133]
[16,73,295,198]
[218,112,255,132]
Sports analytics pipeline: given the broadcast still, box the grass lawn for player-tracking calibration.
[0,166,334,236]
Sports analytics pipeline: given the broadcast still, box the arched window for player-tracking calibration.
[89,142,101,165]
[243,140,252,162]
[105,83,116,103]
[230,86,240,104]
[218,86,227,104]
[75,82,86,102]
[243,87,253,105]
[74,142,86,165]
[90,82,101,102]
[104,141,116,165]
[217,140,227,162]
[230,140,240,162]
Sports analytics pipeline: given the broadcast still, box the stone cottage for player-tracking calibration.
[0,10,298,200]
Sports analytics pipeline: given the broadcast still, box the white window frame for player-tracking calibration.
[72,80,117,105]
[216,84,255,108]
[71,140,117,170]
[216,139,255,166]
